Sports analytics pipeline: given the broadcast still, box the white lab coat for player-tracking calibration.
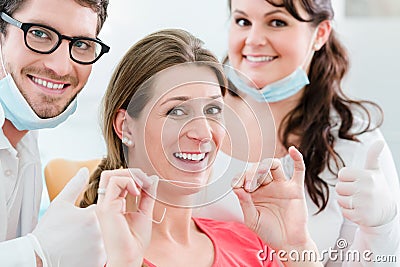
[194,116,400,266]
[0,103,43,266]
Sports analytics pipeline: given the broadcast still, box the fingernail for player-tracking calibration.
[149,175,158,185]
[245,180,251,191]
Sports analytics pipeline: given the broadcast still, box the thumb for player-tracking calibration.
[364,140,385,170]
[288,146,306,186]
[55,167,90,203]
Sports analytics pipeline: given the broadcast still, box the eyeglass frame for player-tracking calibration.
[0,12,110,65]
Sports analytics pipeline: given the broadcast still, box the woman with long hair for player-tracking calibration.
[194,0,400,265]
[81,29,323,267]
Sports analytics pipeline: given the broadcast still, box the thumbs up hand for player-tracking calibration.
[336,140,397,227]
[28,168,106,267]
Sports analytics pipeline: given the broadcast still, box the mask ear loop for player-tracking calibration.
[300,24,326,71]
[0,39,8,78]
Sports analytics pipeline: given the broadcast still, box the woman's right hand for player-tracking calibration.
[96,169,158,267]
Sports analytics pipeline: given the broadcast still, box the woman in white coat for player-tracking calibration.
[195,0,400,265]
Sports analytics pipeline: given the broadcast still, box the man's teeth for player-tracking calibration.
[246,55,275,62]
[174,152,206,161]
[32,77,65,89]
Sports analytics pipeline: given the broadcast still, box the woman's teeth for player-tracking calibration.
[246,55,275,62]
[174,152,206,161]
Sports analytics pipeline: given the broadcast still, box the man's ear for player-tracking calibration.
[113,109,134,147]
[313,20,332,51]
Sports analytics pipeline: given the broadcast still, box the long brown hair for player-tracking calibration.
[227,0,383,212]
[80,29,226,208]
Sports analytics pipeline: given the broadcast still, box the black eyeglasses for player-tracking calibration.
[1,12,110,65]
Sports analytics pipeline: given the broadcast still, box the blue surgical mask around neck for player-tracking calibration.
[224,64,310,103]
[0,98,4,127]
[0,74,77,130]
[224,25,321,103]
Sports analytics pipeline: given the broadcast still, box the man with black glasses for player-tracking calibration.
[0,0,109,266]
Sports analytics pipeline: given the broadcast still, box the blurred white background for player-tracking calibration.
[38,0,400,210]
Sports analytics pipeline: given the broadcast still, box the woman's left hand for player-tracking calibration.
[232,147,312,253]
[96,168,158,267]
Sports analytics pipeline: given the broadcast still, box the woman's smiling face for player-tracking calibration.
[228,0,317,88]
[127,64,225,192]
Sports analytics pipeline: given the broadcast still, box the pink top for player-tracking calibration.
[143,217,280,266]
